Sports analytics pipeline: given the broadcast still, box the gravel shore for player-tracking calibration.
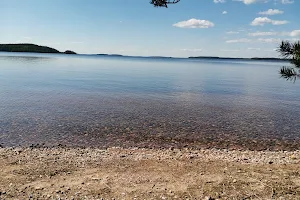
[1,147,299,199]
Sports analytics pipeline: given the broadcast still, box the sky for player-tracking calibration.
[0,0,299,58]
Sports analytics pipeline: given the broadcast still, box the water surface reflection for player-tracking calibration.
[0,53,299,150]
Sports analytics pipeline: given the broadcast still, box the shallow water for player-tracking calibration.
[0,52,299,150]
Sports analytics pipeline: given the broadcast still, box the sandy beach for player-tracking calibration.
[0,146,299,199]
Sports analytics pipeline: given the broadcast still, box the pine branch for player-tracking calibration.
[279,66,299,82]
[150,0,181,7]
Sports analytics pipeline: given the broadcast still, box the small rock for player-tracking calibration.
[203,197,215,200]
[269,161,274,164]
[35,186,43,190]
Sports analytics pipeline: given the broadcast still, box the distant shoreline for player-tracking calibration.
[0,43,76,55]
[188,56,289,61]
[0,43,289,61]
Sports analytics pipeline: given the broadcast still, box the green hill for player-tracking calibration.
[64,50,77,54]
[0,43,60,53]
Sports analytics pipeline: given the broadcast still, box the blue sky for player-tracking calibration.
[1,0,299,57]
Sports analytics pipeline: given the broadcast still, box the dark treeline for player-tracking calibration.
[188,56,289,61]
[0,44,77,54]
[0,44,60,53]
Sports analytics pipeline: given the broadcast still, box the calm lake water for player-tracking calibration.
[0,52,299,150]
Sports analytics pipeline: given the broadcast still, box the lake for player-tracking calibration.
[0,52,299,150]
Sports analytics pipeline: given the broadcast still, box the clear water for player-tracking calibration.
[0,52,299,150]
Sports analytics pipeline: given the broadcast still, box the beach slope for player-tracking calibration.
[0,147,299,199]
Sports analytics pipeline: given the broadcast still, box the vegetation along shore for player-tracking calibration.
[0,44,76,54]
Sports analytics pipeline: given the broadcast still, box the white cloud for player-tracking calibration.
[281,0,294,4]
[248,30,300,37]
[173,18,215,28]
[226,31,240,34]
[248,31,277,36]
[180,49,202,52]
[271,20,289,25]
[259,9,284,15]
[226,38,252,43]
[289,38,300,42]
[222,11,228,14]
[224,37,294,44]
[220,49,240,52]
[257,38,281,43]
[264,49,277,51]
[233,0,268,5]
[251,17,289,26]
[290,30,300,37]
[214,0,226,3]
[248,48,261,50]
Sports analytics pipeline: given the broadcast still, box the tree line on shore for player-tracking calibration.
[0,44,76,54]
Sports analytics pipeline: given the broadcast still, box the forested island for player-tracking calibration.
[0,44,76,54]
[64,50,77,54]
[188,56,288,61]
[97,54,123,57]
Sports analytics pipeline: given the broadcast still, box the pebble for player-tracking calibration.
[203,197,214,200]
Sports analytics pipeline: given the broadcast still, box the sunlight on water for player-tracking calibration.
[0,52,299,150]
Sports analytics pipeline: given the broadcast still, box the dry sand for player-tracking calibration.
[0,147,299,199]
